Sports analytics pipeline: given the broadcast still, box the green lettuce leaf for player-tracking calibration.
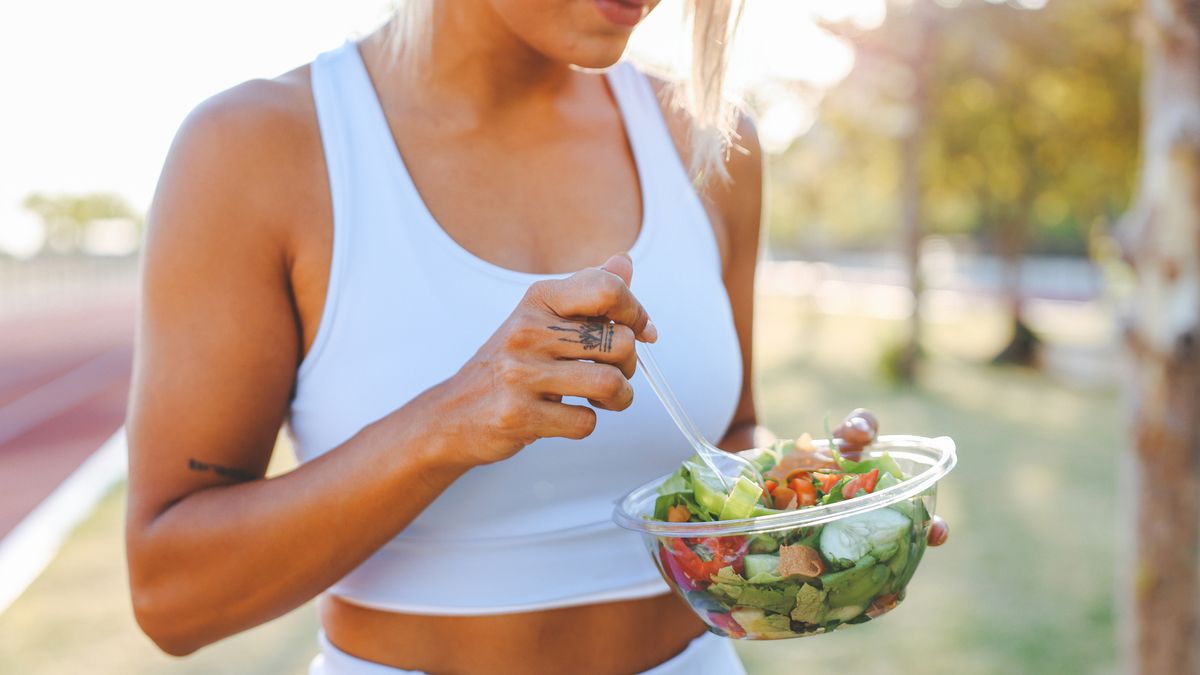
[711,565,747,586]
[652,491,714,522]
[737,585,797,614]
[830,446,905,480]
[657,467,691,495]
[790,584,828,624]
[746,571,785,585]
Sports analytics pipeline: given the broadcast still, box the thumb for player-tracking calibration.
[600,252,634,287]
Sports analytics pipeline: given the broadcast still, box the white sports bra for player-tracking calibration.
[288,41,743,615]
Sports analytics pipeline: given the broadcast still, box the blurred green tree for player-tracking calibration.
[22,191,142,254]
[769,0,1140,369]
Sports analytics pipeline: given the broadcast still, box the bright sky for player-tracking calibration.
[0,0,881,257]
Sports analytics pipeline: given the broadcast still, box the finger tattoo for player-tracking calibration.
[548,321,614,352]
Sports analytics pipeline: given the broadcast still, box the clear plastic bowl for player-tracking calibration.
[613,435,957,639]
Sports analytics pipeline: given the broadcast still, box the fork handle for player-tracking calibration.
[635,342,731,489]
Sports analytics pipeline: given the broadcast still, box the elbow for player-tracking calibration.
[128,538,213,656]
[130,581,206,657]
[127,511,213,655]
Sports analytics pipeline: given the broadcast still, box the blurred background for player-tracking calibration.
[0,0,1166,673]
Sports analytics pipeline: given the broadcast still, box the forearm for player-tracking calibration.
[127,383,470,655]
[716,420,776,453]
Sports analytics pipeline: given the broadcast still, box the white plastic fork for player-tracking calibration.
[636,342,765,492]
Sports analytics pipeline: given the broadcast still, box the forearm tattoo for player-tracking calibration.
[548,321,615,352]
[187,458,256,482]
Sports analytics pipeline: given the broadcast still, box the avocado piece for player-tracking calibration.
[743,554,781,579]
[890,535,929,594]
[886,534,911,577]
[820,555,890,608]
[748,534,780,554]
[719,476,764,520]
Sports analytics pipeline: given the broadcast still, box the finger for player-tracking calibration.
[538,361,634,411]
[600,252,634,286]
[529,269,656,343]
[927,515,949,546]
[534,400,598,440]
[595,253,656,344]
[545,320,636,377]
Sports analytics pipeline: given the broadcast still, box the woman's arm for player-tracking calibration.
[126,80,653,656]
[124,80,464,656]
[708,114,772,453]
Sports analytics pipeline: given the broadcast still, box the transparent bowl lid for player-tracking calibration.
[613,435,957,537]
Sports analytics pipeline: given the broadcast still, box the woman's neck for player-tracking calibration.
[395,1,578,115]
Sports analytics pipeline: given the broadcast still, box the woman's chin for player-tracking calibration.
[560,40,631,70]
[571,54,624,70]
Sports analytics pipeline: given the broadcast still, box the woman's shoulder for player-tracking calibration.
[173,65,319,182]
[151,65,327,250]
[633,66,763,257]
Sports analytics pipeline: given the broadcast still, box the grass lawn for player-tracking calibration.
[0,296,1122,674]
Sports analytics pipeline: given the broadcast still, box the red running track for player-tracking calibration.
[0,300,134,540]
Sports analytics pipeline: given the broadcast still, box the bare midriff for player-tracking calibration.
[321,592,707,675]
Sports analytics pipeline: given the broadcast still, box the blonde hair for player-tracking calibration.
[385,0,744,183]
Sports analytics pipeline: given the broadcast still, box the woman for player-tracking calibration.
[125,1,946,673]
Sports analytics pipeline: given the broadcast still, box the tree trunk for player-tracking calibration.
[991,217,1040,366]
[897,4,936,382]
[1121,2,1200,672]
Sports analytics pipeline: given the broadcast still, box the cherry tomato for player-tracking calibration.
[772,485,797,509]
[842,468,881,499]
[790,477,817,506]
[813,472,842,494]
[662,536,747,587]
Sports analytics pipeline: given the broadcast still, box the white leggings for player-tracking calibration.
[309,630,746,675]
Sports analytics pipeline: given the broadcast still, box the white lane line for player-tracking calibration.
[0,427,128,616]
[0,348,128,448]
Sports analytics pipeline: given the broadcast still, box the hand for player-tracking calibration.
[437,253,656,467]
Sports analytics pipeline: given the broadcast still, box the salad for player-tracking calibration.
[648,410,933,639]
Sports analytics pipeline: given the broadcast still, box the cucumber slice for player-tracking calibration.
[686,460,729,517]
[819,508,912,569]
[743,553,781,579]
[719,476,764,520]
